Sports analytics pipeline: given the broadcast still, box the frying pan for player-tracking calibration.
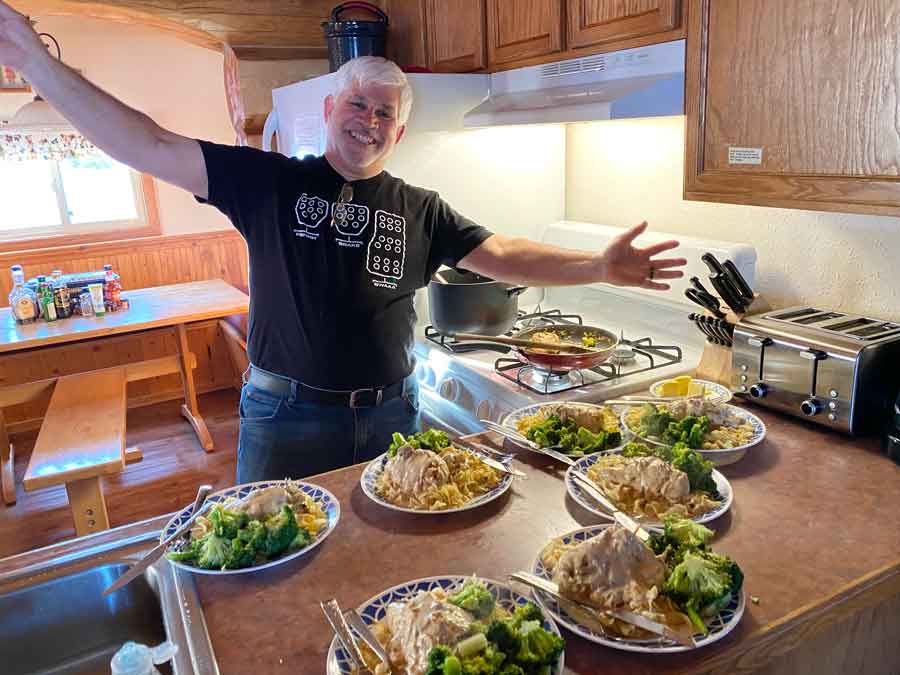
[512,324,619,371]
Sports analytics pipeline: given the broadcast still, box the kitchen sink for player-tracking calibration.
[0,528,217,675]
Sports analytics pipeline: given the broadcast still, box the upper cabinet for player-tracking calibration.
[567,0,680,50]
[684,0,900,216]
[486,1,563,66]
[424,0,486,72]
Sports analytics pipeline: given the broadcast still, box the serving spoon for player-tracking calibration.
[452,332,602,354]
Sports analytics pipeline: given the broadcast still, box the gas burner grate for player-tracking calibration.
[494,336,683,395]
[424,309,583,354]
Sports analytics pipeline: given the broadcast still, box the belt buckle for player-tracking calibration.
[349,387,383,408]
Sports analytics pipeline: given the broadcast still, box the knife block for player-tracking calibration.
[693,295,770,386]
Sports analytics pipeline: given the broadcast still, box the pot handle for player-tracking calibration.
[506,286,528,297]
[331,2,389,23]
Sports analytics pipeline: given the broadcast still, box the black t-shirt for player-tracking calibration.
[195,141,492,389]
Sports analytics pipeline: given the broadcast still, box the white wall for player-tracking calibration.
[566,116,900,321]
[2,15,237,234]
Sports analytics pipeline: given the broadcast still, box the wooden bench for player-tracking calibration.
[21,368,143,537]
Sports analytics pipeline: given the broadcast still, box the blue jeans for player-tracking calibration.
[236,373,420,483]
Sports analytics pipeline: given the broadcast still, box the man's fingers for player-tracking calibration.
[640,239,680,257]
[641,280,671,291]
[648,256,687,269]
[649,269,683,280]
[616,220,648,245]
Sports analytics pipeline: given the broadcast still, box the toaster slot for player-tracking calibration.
[826,317,875,333]
[772,308,819,321]
[793,311,844,325]
[847,323,900,339]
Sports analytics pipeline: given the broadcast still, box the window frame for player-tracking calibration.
[0,169,161,253]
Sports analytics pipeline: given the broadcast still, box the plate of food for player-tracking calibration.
[621,400,765,466]
[502,402,628,456]
[532,520,745,652]
[649,376,732,404]
[325,576,565,674]
[361,429,513,513]
[565,442,732,526]
[162,479,339,575]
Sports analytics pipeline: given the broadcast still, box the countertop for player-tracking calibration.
[3,406,899,673]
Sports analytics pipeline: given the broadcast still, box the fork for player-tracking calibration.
[478,420,575,466]
[321,599,372,674]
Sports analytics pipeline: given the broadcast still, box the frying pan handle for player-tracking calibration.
[506,286,528,297]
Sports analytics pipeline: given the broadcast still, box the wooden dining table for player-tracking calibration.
[0,279,249,505]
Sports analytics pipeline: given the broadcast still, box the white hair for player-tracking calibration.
[332,56,414,125]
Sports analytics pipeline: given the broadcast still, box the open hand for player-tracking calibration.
[0,1,44,73]
[598,221,686,290]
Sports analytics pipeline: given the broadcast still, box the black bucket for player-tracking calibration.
[322,2,389,73]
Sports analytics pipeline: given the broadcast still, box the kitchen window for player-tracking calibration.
[0,151,159,251]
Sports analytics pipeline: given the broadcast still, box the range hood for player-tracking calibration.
[464,39,685,127]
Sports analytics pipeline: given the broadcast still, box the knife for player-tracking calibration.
[103,484,213,596]
[453,440,528,478]
[508,571,696,648]
[570,470,650,542]
[685,288,725,319]
[322,599,371,673]
[722,260,755,304]
[689,313,722,345]
[701,253,747,314]
[478,419,575,465]
[343,608,391,671]
[699,314,733,347]
[688,277,726,318]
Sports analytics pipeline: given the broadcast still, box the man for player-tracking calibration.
[0,4,686,482]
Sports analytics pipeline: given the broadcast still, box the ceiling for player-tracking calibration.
[12,0,387,59]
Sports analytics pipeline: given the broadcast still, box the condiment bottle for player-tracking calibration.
[51,270,72,319]
[37,276,57,322]
[8,265,38,324]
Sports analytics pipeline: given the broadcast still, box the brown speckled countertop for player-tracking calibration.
[4,408,896,673]
[189,408,900,674]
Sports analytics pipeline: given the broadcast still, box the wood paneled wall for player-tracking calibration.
[0,230,249,431]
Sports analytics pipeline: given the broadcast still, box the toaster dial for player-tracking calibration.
[749,382,769,399]
[801,398,824,416]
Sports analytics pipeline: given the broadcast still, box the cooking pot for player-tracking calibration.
[428,269,527,336]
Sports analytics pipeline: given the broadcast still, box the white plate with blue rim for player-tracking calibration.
[620,402,766,466]
[649,378,733,404]
[565,453,732,528]
[325,575,565,674]
[531,524,745,653]
[161,479,340,575]
[501,402,631,456]
[360,451,514,514]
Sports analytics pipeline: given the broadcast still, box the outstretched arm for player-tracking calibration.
[457,221,686,290]
[0,1,208,198]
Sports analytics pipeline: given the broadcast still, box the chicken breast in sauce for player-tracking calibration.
[553,526,667,610]
[382,591,473,674]
[595,456,690,501]
[383,445,450,496]
[542,403,613,434]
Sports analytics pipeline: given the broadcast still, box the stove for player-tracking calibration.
[412,221,757,436]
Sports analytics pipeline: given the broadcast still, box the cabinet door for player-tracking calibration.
[425,0,486,72]
[684,0,900,216]
[567,0,680,49]
[486,1,563,66]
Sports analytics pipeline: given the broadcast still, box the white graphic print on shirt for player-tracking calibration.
[366,210,406,288]
[331,201,370,248]
[294,193,329,240]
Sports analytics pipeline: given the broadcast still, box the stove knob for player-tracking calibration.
[801,398,823,416]
[416,365,436,389]
[749,382,768,399]
[439,377,459,402]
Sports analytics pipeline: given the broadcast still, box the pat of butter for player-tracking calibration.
[659,381,685,396]
[688,381,707,397]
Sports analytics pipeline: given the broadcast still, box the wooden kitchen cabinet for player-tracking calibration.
[486,1,563,66]
[684,0,900,216]
[424,0,486,72]
[567,0,681,50]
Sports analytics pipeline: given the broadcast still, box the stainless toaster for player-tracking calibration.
[731,307,900,433]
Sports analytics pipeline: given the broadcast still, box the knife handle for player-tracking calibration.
[722,260,755,302]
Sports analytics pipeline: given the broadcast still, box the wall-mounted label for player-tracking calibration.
[728,147,763,165]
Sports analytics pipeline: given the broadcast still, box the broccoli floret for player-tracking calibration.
[667,517,714,548]
[486,619,521,655]
[196,532,230,570]
[236,519,267,551]
[262,504,299,557]
[640,404,673,437]
[459,647,505,674]
[288,527,311,551]
[206,504,247,539]
[426,646,453,675]
[512,620,564,668]
[498,665,525,675]
[387,432,409,457]
[166,536,203,562]
[222,537,256,570]
[417,428,450,451]
[512,602,544,625]
[686,416,711,449]
[448,580,496,620]
[664,551,739,634]
[670,443,719,496]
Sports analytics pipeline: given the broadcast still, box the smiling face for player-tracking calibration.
[324,81,407,181]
